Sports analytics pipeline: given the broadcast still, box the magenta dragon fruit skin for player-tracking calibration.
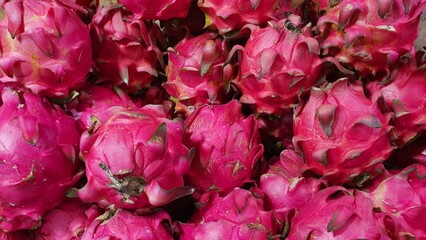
[77,105,194,209]
[176,188,282,239]
[315,0,426,76]
[34,198,101,240]
[0,84,82,232]
[0,0,92,98]
[0,230,33,240]
[183,100,264,194]
[81,209,173,240]
[64,84,140,133]
[293,79,394,185]
[90,4,162,93]
[117,0,191,20]
[198,0,279,34]
[259,149,327,220]
[163,32,233,116]
[287,186,394,239]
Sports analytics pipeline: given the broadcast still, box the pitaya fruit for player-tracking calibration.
[183,100,264,194]
[259,149,327,221]
[81,209,173,240]
[0,230,33,240]
[286,186,394,239]
[34,198,101,240]
[230,16,344,115]
[369,62,426,147]
[0,0,92,98]
[176,188,282,239]
[359,164,426,239]
[0,84,82,231]
[198,0,279,34]
[117,0,191,20]
[163,32,233,116]
[64,84,140,133]
[90,4,162,92]
[315,0,426,76]
[293,79,394,185]
[77,104,194,209]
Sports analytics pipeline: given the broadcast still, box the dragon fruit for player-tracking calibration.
[176,188,282,239]
[198,0,279,34]
[230,17,337,115]
[0,84,82,231]
[0,0,92,98]
[163,32,233,116]
[90,4,162,92]
[34,198,101,240]
[117,0,191,20]
[77,104,194,209]
[0,231,33,240]
[259,149,327,221]
[293,79,394,185]
[64,84,140,133]
[359,164,426,239]
[81,209,173,240]
[315,0,426,76]
[183,100,264,194]
[286,186,394,239]
[369,62,426,147]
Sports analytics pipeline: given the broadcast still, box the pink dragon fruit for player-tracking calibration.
[315,0,426,76]
[293,79,394,185]
[259,149,327,221]
[81,209,173,240]
[230,16,345,115]
[34,198,101,240]
[64,84,140,133]
[286,186,394,239]
[90,4,162,92]
[198,0,279,34]
[163,32,233,116]
[77,104,194,209]
[176,188,282,239]
[183,100,264,194]
[359,164,426,239]
[117,0,191,20]
[0,0,92,98]
[369,62,426,147]
[0,230,33,240]
[0,84,82,231]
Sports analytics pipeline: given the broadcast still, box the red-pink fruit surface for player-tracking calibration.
[183,100,264,194]
[293,79,394,185]
[90,5,162,92]
[0,85,82,231]
[118,0,191,20]
[77,105,193,209]
[0,0,92,97]
[163,32,233,116]
[81,209,173,240]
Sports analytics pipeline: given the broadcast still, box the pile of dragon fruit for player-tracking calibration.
[1,0,426,239]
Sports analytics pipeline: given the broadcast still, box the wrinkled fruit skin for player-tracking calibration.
[232,17,325,115]
[369,63,426,147]
[64,84,140,133]
[315,0,426,76]
[34,198,101,240]
[198,0,279,34]
[287,186,393,240]
[293,79,394,185]
[183,100,264,194]
[118,0,191,20]
[90,5,161,92]
[81,209,173,240]
[359,164,426,239]
[0,0,92,97]
[78,105,194,209]
[176,188,282,239]
[260,149,327,220]
[164,32,233,116]
[0,85,82,231]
